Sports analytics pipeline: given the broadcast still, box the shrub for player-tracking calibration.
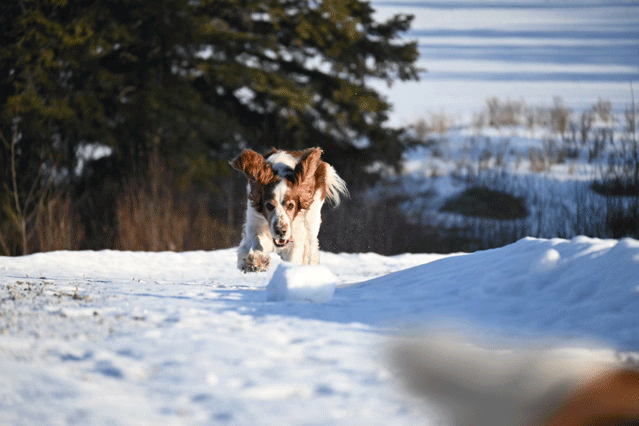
[550,97,572,137]
[593,98,613,123]
[591,178,639,196]
[439,187,528,220]
[485,97,526,128]
[319,193,454,255]
[607,208,639,238]
[36,193,84,252]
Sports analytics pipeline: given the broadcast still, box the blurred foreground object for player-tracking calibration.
[389,332,639,426]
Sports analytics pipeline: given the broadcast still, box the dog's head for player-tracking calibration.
[231,147,324,247]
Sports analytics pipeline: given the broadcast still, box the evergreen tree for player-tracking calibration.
[193,0,419,176]
[0,0,419,253]
[2,0,418,176]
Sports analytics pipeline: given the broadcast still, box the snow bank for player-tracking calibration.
[348,236,639,349]
[2,237,639,425]
[266,263,337,302]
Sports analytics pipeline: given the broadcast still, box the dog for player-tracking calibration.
[230,147,347,273]
[389,332,639,426]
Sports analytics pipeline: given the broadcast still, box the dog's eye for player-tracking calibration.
[285,202,295,211]
[265,202,275,211]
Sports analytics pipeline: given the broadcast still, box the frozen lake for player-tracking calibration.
[370,0,639,125]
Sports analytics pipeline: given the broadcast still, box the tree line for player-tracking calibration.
[0,0,419,255]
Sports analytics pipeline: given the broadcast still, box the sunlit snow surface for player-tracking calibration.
[1,237,639,425]
[2,1,639,424]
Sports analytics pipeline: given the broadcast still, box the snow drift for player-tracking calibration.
[266,263,337,302]
[347,237,639,349]
[1,236,639,425]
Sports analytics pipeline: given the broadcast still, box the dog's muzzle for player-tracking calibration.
[273,237,293,248]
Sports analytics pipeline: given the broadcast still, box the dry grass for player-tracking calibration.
[471,97,579,138]
[115,173,239,252]
[115,183,189,252]
[485,97,526,128]
[115,187,240,252]
[186,205,238,251]
[550,97,572,137]
[0,191,85,256]
[36,193,84,252]
[0,147,241,255]
[528,147,550,172]
[412,112,455,139]
[593,98,613,123]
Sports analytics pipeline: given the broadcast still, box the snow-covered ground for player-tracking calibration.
[1,2,638,425]
[371,0,639,126]
[2,237,639,425]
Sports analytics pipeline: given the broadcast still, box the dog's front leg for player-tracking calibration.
[237,232,274,272]
[239,249,271,273]
[304,193,324,265]
[237,211,275,273]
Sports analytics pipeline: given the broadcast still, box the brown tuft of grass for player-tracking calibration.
[115,183,189,252]
[528,147,549,172]
[550,97,572,137]
[114,182,240,252]
[36,193,84,252]
[412,112,455,139]
[184,205,239,251]
[593,98,613,123]
[485,97,526,128]
[114,154,240,252]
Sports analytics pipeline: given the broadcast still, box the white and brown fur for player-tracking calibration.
[231,147,347,273]
[390,333,639,426]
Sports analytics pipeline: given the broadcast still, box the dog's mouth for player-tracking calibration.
[273,238,293,248]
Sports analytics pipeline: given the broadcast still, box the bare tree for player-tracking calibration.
[0,119,49,255]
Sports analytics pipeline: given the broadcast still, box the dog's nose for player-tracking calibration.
[275,223,288,237]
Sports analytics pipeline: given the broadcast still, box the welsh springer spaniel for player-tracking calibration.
[391,334,639,426]
[231,147,347,273]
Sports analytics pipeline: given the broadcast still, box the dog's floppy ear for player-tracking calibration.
[294,147,322,185]
[231,149,277,184]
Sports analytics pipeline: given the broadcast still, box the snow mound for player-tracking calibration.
[351,236,639,348]
[530,248,561,273]
[2,237,639,425]
[266,263,337,302]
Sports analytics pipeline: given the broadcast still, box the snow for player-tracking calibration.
[370,0,639,126]
[266,263,336,302]
[1,237,639,425]
[1,1,638,424]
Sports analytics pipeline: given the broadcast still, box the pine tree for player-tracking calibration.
[193,0,419,176]
[2,0,418,176]
[0,0,419,252]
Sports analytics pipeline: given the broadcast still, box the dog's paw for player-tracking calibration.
[240,252,271,273]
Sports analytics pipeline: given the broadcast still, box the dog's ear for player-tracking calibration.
[231,149,277,184]
[294,147,322,185]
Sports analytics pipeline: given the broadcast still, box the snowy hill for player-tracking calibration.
[1,237,639,425]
